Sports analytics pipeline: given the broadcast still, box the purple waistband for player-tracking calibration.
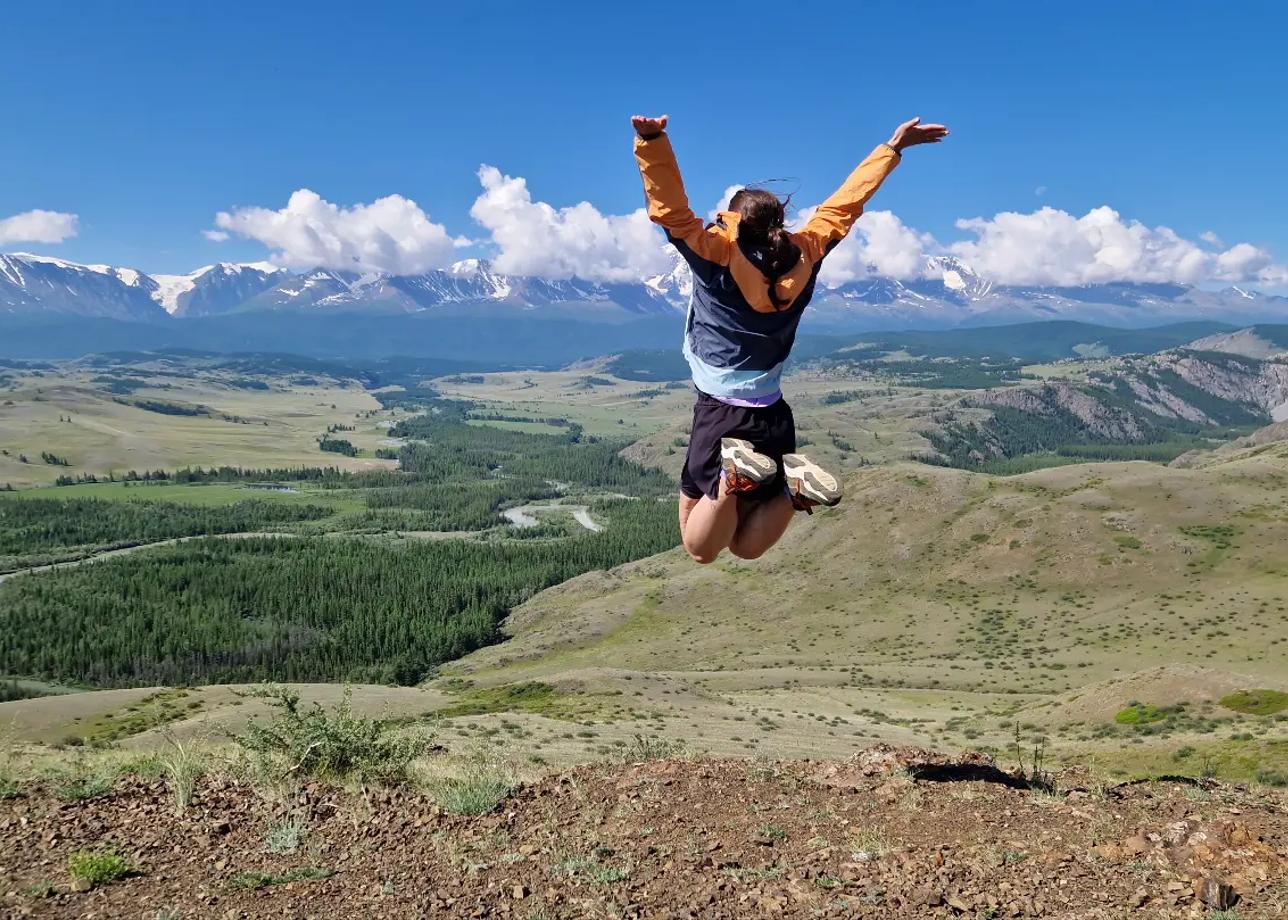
[709,390,782,408]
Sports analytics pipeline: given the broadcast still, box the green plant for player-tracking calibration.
[0,769,20,800]
[68,848,132,885]
[429,757,514,815]
[757,823,787,842]
[590,864,632,884]
[851,827,891,857]
[24,879,55,898]
[1220,689,1288,716]
[231,685,433,785]
[1255,768,1287,788]
[49,759,115,802]
[263,815,308,854]
[553,855,596,877]
[1114,703,1168,725]
[227,866,333,890]
[616,733,682,762]
[158,734,206,814]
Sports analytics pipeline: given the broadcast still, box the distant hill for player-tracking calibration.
[918,348,1288,471]
[800,320,1236,363]
[1187,324,1288,359]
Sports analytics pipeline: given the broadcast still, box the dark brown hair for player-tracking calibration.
[729,187,801,310]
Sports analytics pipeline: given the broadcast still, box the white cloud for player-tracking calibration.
[0,209,79,245]
[1034,185,1047,197]
[1216,242,1288,286]
[946,205,1286,287]
[783,202,1287,289]
[469,166,671,283]
[207,172,1286,291]
[202,229,230,242]
[708,185,745,221]
[212,189,462,274]
[789,206,932,284]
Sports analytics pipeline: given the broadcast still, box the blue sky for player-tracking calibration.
[2,0,1286,288]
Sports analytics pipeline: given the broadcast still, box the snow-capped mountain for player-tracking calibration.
[151,263,283,317]
[247,261,676,316]
[0,253,168,321]
[2,250,1287,330]
[807,257,1288,330]
[0,254,677,321]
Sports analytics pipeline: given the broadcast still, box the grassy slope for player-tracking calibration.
[0,367,398,487]
[5,364,1286,781]
[438,448,1288,779]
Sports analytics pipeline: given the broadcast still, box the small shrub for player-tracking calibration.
[616,734,682,762]
[851,827,891,857]
[430,758,513,815]
[1255,769,1287,788]
[227,866,332,891]
[51,765,115,802]
[158,735,206,814]
[1220,689,1288,716]
[68,848,132,885]
[24,879,55,898]
[1114,703,1167,725]
[0,770,20,800]
[553,855,596,877]
[232,685,433,785]
[263,815,308,854]
[590,864,631,884]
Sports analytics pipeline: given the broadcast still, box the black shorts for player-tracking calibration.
[680,391,796,501]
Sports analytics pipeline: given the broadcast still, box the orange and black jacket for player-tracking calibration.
[635,131,900,400]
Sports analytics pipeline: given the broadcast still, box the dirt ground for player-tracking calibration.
[2,747,1285,919]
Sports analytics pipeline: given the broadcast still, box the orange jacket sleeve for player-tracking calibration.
[634,132,729,265]
[796,144,901,265]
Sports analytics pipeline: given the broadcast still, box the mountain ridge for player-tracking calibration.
[4,250,1288,330]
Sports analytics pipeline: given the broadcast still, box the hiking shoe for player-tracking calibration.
[720,438,777,494]
[783,453,842,507]
[789,492,817,514]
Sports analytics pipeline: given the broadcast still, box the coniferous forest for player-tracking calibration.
[0,499,674,687]
[0,393,681,688]
[0,497,332,572]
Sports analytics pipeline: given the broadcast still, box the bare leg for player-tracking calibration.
[677,483,741,565]
[728,492,795,560]
[679,494,700,535]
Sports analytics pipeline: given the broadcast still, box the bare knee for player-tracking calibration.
[728,540,766,561]
[683,540,721,565]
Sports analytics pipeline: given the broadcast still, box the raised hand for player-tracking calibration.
[631,114,669,139]
[887,117,950,152]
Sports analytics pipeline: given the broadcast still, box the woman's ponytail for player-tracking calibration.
[729,188,801,311]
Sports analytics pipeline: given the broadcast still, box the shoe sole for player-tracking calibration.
[783,453,842,505]
[720,438,777,484]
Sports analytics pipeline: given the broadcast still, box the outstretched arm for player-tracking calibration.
[797,117,949,265]
[632,114,728,264]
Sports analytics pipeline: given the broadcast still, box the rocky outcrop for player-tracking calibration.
[927,349,1288,465]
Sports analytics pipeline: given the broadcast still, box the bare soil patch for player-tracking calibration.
[2,747,1285,919]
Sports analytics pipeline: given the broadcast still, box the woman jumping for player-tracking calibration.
[632,112,948,564]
